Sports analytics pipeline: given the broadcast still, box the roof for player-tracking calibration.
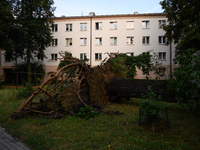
[51,12,167,20]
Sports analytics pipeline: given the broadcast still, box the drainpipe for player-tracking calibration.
[170,43,172,75]
[90,17,92,66]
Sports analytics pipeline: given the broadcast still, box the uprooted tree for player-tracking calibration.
[11,51,153,119]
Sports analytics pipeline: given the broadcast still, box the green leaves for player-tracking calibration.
[139,86,165,122]
[76,106,99,120]
[167,48,200,116]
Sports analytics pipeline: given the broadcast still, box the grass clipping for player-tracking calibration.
[11,52,125,119]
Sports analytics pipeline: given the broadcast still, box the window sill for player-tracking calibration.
[80,45,87,46]
[158,43,166,45]
[158,59,167,61]
[126,28,134,30]
[142,44,150,45]
[65,31,73,32]
[65,45,72,47]
[95,45,102,46]
[80,30,87,31]
[110,44,117,46]
[142,28,150,29]
[95,59,102,61]
[51,45,58,47]
[127,44,134,46]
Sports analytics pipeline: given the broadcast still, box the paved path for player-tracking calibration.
[0,126,31,150]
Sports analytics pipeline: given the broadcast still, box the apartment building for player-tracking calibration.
[0,12,176,82]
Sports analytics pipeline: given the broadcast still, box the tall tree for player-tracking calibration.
[1,0,55,82]
[160,0,200,54]
[15,0,55,81]
[160,0,200,116]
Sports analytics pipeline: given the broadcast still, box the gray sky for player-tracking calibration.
[53,0,164,17]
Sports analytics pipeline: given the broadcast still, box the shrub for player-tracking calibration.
[76,106,99,119]
[139,86,165,123]
[16,82,35,98]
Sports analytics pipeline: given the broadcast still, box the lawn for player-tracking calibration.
[0,88,200,150]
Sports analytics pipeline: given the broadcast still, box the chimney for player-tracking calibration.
[134,12,138,14]
[89,12,95,16]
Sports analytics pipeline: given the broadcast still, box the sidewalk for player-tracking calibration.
[0,126,30,150]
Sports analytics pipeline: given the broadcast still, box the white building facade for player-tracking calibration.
[0,12,176,82]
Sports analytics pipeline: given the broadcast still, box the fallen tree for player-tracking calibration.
[11,52,124,119]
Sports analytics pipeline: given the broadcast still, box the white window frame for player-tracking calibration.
[80,23,87,31]
[95,22,102,30]
[127,52,134,56]
[158,36,166,44]
[142,36,150,45]
[80,53,87,60]
[51,53,57,61]
[127,37,134,45]
[159,52,167,60]
[66,38,72,46]
[142,21,150,29]
[51,39,57,46]
[110,37,117,45]
[95,37,102,45]
[158,20,166,28]
[66,24,72,31]
[51,24,58,32]
[110,22,117,30]
[80,38,87,46]
[126,21,134,29]
[95,53,102,61]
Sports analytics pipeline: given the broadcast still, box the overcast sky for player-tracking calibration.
[53,0,164,17]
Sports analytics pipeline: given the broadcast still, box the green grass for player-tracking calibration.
[0,88,200,150]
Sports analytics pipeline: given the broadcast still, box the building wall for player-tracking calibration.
[0,13,176,82]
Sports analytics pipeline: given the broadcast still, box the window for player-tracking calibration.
[159,52,166,60]
[126,21,134,29]
[4,55,11,62]
[142,68,150,76]
[23,55,27,61]
[159,68,166,76]
[142,21,150,29]
[80,38,87,45]
[95,37,102,45]
[127,37,134,45]
[158,20,166,28]
[51,54,57,61]
[142,36,150,44]
[95,53,102,61]
[66,38,72,46]
[95,22,102,30]
[110,37,117,45]
[51,39,57,46]
[127,52,134,56]
[80,23,87,31]
[110,22,117,30]
[66,24,72,31]
[80,53,87,60]
[159,36,166,44]
[51,24,58,32]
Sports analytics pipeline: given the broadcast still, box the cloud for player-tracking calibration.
[145,5,162,13]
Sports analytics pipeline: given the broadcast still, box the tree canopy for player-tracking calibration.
[160,0,200,54]
[0,0,55,81]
